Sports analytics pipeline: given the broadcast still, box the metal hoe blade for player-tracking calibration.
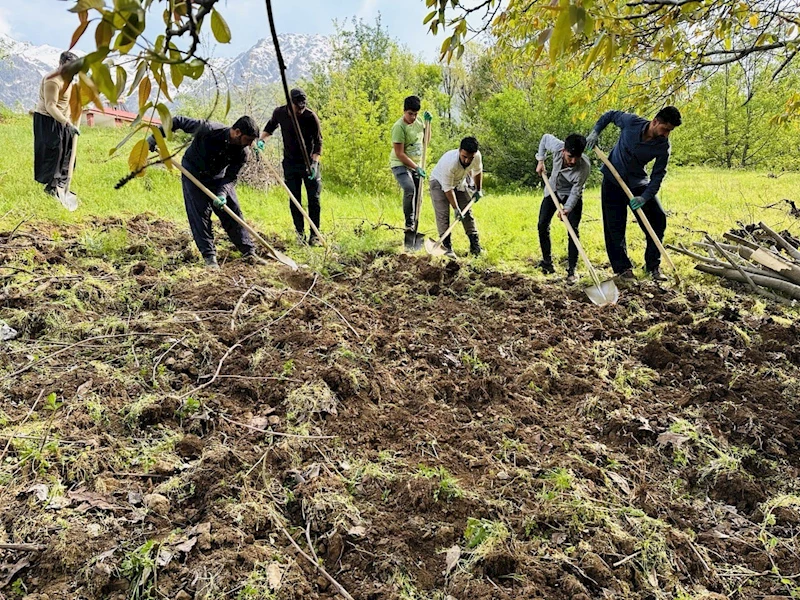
[585,278,619,307]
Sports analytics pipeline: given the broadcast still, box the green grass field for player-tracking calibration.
[2,111,799,281]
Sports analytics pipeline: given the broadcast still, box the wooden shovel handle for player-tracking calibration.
[260,160,326,245]
[593,147,679,283]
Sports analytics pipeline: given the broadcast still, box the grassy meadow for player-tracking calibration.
[2,110,799,282]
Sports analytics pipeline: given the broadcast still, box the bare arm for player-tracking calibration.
[392,142,418,170]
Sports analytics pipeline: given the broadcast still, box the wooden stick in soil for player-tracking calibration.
[695,265,800,302]
[276,522,355,600]
[259,159,326,246]
[705,235,787,304]
[734,245,800,285]
[759,221,800,262]
[0,543,47,551]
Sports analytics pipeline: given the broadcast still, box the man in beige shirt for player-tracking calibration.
[33,51,80,197]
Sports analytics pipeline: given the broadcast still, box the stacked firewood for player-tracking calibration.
[668,222,800,304]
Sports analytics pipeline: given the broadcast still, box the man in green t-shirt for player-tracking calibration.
[390,95,431,248]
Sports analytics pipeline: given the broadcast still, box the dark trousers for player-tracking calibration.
[601,177,667,273]
[33,112,75,190]
[182,176,255,259]
[284,161,321,236]
[538,195,583,273]
[391,166,420,229]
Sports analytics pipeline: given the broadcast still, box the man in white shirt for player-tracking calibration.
[428,136,484,258]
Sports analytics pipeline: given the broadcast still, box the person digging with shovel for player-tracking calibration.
[389,95,432,250]
[535,133,591,284]
[428,136,484,259]
[258,88,323,246]
[585,106,682,282]
[147,115,269,269]
[33,51,80,204]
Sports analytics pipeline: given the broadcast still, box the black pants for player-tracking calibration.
[601,177,667,273]
[538,195,583,273]
[182,175,255,259]
[284,161,321,236]
[33,112,75,190]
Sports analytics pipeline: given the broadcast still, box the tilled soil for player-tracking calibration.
[1,215,799,600]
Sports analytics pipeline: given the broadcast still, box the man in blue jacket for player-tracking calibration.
[149,115,266,269]
[586,106,682,281]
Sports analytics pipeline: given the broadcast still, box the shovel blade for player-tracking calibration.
[269,248,299,271]
[585,279,619,306]
[55,189,79,212]
[404,231,425,252]
[424,237,447,257]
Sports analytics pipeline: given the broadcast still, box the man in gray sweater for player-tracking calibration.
[535,133,590,283]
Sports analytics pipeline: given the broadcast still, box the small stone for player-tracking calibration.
[195,522,212,550]
[175,591,192,600]
[268,415,281,426]
[496,470,510,480]
[143,493,170,516]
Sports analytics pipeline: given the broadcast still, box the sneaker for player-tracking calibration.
[537,260,555,275]
[243,252,269,266]
[204,255,220,270]
[649,268,668,282]
[444,249,457,259]
[616,269,635,280]
[566,272,577,284]
[308,234,322,247]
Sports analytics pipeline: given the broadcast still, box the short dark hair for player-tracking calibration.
[655,106,682,127]
[564,133,587,157]
[460,136,479,153]
[59,51,78,66]
[404,95,421,112]
[232,116,259,138]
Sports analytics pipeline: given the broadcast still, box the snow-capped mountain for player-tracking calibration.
[0,33,332,110]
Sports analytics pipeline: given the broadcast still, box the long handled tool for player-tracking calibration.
[170,159,298,271]
[259,159,326,246]
[541,173,618,306]
[406,120,431,251]
[59,126,79,212]
[424,196,480,257]
[593,147,679,283]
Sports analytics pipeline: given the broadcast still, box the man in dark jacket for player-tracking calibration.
[259,88,323,245]
[149,115,266,269]
[586,106,682,281]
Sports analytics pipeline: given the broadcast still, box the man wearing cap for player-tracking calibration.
[33,51,80,199]
[259,88,323,245]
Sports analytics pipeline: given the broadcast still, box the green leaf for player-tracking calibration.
[211,9,232,44]
[170,63,184,88]
[108,123,146,156]
[128,60,147,96]
[128,139,150,177]
[138,76,151,111]
[92,61,116,104]
[224,88,231,118]
[69,20,90,51]
[68,0,105,12]
[550,7,572,62]
[115,65,127,100]
[95,18,113,48]
[155,103,172,139]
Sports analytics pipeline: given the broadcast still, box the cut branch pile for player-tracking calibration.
[668,221,800,304]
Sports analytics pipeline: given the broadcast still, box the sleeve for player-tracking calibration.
[470,151,483,175]
[593,110,633,134]
[536,134,563,161]
[642,146,669,201]
[390,121,405,145]
[563,159,591,212]
[219,148,248,189]
[264,108,281,135]
[42,80,69,125]
[312,112,322,155]
[169,115,210,136]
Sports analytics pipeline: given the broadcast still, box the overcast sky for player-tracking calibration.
[0,0,458,61]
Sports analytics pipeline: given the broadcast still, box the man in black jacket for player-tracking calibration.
[259,88,323,245]
[149,115,266,269]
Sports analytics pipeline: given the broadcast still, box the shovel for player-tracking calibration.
[541,173,618,306]
[406,120,431,251]
[424,195,480,257]
[58,126,79,212]
[170,159,298,271]
[593,147,680,284]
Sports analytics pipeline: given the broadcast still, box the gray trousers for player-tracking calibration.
[391,165,420,230]
[429,178,478,238]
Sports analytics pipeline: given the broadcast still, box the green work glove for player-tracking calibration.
[423,110,433,123]
[255,139,266,153]
[415,166,426,179]
[585,130,599,151]
[455,206,469,221]
[213,195,227,209]
[308,160,320,180]
[472,190,484,203]
[629,196,646,211]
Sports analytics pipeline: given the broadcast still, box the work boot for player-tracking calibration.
[204,255,220,270]
[308,233,322,247]
[566,271,577,285]
[443,236,456,259]
[617,269,635,280]
[243,251,269,266]
[468,233,482,256]
[648,267,668,282]
[537,260,555,275]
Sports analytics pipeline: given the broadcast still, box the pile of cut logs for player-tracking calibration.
[668,222,800,304]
